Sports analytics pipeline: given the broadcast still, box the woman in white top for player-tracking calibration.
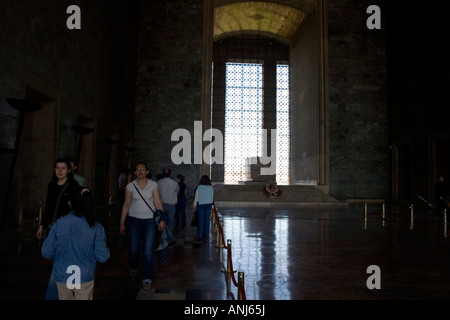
[193,175,214,242]
[119,162,165,289]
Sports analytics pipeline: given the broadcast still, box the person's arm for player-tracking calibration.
[94,225,110,263]
[37,183,53,239]
[153,187,166,230]
[41,225,57,259]
[193,188,198,210]
[119,188,132,235]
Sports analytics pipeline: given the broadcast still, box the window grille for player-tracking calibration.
[211,37,290,184]
[224,62,263,183]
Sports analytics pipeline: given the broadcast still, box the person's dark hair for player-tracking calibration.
[69,188,96,227]
[177,174,185,182]
[162,168,171,178]
[52,158,74,182]
[198,175,212,186]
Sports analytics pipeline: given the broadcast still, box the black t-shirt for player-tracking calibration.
[177,181,187,199]
[41,180,80,228]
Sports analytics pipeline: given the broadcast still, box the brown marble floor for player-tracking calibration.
[1,201,450,300]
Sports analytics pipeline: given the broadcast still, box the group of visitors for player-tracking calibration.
[119,163,214,290]
[37,158,109,300]
[37,158,214,300]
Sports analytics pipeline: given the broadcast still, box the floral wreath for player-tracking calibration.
[265,182,279,196]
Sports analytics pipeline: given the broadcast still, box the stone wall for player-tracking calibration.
[327,0,388,199]
[134,0,203,194]
[0,1,139,225]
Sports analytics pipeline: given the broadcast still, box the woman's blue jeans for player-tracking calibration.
[196,203,212,238]
[126,216,157,282]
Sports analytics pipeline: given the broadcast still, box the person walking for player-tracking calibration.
[37,158,81,300]
[69,158,87,187]
[119,162,165,289]
[193,175,214,242]
[175,174,187,228]
[157,168,179,263]
[41,188,110,300]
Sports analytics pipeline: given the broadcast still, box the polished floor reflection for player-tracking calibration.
[1,201,450,300]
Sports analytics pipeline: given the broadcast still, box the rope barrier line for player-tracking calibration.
[238,272,246,300]
[212,206,247,300]
[361,202,432,218]
[227,240,239,287]
[213,207,228,249]
[362,202,448,236]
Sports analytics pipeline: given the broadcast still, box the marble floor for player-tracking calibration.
[1,201,450,301]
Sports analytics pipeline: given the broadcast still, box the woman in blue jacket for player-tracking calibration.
[41,188,110,300]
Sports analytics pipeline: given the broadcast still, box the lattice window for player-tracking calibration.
[276,64,290,184]
[223,62,290,184]
[224,62,263,183]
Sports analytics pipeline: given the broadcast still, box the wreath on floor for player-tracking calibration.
[264,182,280,197]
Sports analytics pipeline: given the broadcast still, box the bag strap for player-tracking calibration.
[133,183,156,214]
[51,182,69,225]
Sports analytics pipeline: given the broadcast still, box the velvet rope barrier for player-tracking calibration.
[214,207,247,300]
[362,202,448,237]
[227,240,239,287]
[213,207,228,249]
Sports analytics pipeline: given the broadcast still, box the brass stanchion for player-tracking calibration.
[18,204,23,225]
[221,239,233,293]
[219,222,224,263]
[214,211,220,233]
[211,208,216,225]
[409,204,414,230]
[238,271,245,300]
[18,204,23,232]
[444,209,447,238]
[222,239,232,273]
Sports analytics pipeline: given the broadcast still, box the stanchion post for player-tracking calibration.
[216,221,220,246]
[221,239,233,293]
[18,204,23,232]
[222,239,232,273]
[227,239,232,274]
[18,204,23,225]
[218,222,224,262]
[364,203,367,216]
[214,213,218,234]
[382,202,385,227]
[444,209,447,238]
[238,271,245,300]
[409,204,414,230]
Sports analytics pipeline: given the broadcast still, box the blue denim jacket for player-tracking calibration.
[41,211,110,284]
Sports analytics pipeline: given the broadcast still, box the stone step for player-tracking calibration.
[213,184,347,207]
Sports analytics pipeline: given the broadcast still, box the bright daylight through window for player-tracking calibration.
[224,63,290,184]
